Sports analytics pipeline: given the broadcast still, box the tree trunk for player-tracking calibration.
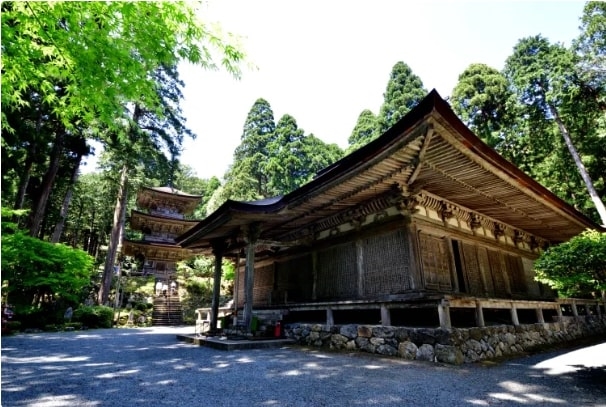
[51,153,83,243]
[14,108,43,213]
[97,163,129,305]
[548,104,606,225]
[13,144,35,212]
[28,131,65,237]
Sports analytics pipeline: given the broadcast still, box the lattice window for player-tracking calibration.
[235,264,273,307]
[487,250,509,297]
[362,230,411,297]
[253,265,274,306]
[460,243,484,296]
[316,242,357,300]
[418,232,452,291]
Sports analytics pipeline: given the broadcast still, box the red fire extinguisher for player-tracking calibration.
[274,321,282,338]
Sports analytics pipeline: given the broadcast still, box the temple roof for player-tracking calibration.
[122,239,194,262]
[136,186,202,215]
[129,210,200,234]
[176,90,602,253]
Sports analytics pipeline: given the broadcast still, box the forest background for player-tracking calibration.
[1,2,605,327]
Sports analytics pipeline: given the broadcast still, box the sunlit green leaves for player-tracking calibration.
[534,230,606,297]
[1,1,245,133]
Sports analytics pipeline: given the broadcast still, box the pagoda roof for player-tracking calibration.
[129,210,200,232]
[177,89,602,254]
[136,186,202,215]
[123,239,194,262]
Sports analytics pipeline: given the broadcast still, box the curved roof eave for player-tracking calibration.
[177,89,603,248]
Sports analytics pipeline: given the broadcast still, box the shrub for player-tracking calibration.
[133,302,149,312]
[73,305,114,328]
[64,322,83,330]
[535,230,606,297]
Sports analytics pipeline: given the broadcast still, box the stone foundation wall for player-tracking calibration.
[284,316,606,364]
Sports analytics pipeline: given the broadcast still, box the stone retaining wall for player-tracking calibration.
[284,316,606,364]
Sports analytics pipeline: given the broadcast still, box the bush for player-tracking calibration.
[73,305,114,328]
[535,230,606,297]
[64,322,83,330]
[133,302,149,312]
[18,307,64,329]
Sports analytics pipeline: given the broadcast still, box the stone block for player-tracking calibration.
[340,324,358,339]
[416,344,434,361]
[398,341,418,360]
[435,344,464,365]
[357,325,372,338]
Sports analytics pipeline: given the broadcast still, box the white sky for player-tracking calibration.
[86,1,587,179]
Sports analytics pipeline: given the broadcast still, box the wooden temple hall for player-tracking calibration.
[176,90,605,333]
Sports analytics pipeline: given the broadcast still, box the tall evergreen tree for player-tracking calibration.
[229,98,277,199]
[573,2,606,96]
[347,109,379,153]
[377,62,427,133]
[267,114,306,194]
[504,35,606,224]
[450,64,515,149]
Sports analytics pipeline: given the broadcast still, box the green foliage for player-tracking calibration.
[534,230,606,297]
[73,305,114,328]
[377,61,427,133]
[503,34,605,223]
[1,209,94,307]
[347,110,379,153]
[450,64,515,149]
[180,278,214,324]
[218,98,343,206]
[64,321,83,330]
[1,1,244,133]
[573,2,606,91]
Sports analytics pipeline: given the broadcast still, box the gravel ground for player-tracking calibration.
[2,326,605,407]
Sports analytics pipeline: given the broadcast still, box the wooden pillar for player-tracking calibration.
[475,300,485,328]
[209,240,227,333]
[556,305,563,320]
[536,308,545,325]
[585,303,591,316]
[596,303,602,318]
[326,308,334,327]
[510,304,520,326]
[381,304,391,326]
[232,252,241,326]
[243,223,261,333]
[571,301,579,318]
[438,301,451,329]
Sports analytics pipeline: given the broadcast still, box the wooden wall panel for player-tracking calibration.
[418,232,452,291]
[477,247,495,296]
[505,253,526,294]
[460,243,484,296]
[362,229,411,297]
[275,255,313,303]
[316,242,357,300]
[487,250,509,297]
